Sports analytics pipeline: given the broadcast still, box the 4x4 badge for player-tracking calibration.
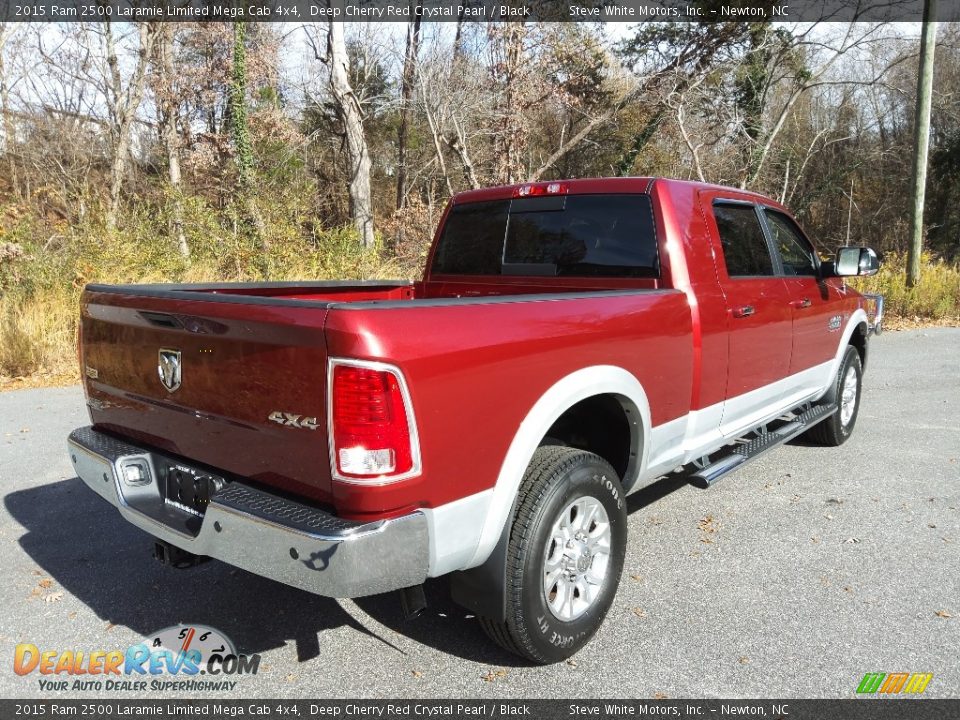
[158,349,182,392]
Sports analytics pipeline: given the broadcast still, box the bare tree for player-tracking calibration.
[737,22,896,188]
[320,21,374,249]
[396,3,422,210]
[0,24,14,156]
[154,25,189,258]
[0,23,17,190]
[98,21,160,230]
[487,23,527,184]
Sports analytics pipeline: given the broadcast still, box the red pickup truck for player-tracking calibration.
[68,178,882,663]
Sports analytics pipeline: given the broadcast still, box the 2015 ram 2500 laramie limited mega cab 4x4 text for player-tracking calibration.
[68,178,882,663]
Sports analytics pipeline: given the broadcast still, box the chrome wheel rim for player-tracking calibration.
[840,365,858,427]
[542,496,611,622]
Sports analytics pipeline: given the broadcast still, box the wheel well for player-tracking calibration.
[540,394,639,490]
[849,322,868,370]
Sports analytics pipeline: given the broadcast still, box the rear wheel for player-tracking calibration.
[478,446,627,664]
[806,345,863,447]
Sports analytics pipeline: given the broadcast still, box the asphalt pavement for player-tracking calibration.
[0,328,957,699]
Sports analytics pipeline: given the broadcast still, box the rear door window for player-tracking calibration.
[431,194,659,278]
[713,203,775,277]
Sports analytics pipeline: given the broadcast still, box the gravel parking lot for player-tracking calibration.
[0,328,957,699]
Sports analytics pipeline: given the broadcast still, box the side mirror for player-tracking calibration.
[833,246,880,277]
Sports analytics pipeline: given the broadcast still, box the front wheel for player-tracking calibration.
[478,447,627,664]
[806,345,863,447]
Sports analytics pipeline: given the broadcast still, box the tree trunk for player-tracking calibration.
[453,8,466,65]
[907,1,938,288]
[395,5,422,210]
[0,24,17,194]
[489,24,527,185]
[104,22,158,231]
[156,25,189,259]
[230,22,267,254]
[327,18,375,249]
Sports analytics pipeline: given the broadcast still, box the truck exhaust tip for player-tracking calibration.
[399,584,427,621]
[153,540,209,570]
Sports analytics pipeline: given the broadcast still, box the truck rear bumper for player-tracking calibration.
[67,426,429,598]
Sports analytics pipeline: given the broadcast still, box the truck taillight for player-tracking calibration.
[514,182,568,197]
[328,359,421,484]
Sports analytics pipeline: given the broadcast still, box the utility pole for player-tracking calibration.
[907,0,937,288]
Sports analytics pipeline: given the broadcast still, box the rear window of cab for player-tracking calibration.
[432,194,659,278]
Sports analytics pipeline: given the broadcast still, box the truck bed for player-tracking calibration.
[79,279,686,517]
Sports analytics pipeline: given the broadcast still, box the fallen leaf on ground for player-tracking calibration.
[42,592,63,603]
[632,607,647,618]
[481,669,507,682]
[105,623,116,632]
[934,610,952,618]
[411,670,423,679]
[566,659,578,668]
[654,693,668,699]
[38,579,52,589]
[738,656,750,665]
[630,574,643,582]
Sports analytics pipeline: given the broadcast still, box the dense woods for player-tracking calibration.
[0,19,958,381]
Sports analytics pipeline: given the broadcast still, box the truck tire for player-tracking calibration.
[478,446,627,664]
[806,345,863,447]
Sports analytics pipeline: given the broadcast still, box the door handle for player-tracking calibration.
[791,297,812,309]
[732,305,755,318]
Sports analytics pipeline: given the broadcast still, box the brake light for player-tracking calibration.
[329,360,421,484]
[514,182,568,197]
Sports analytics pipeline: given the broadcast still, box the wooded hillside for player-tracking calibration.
[0,19,958,381]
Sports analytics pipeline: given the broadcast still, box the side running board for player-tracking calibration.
[690,403,838,489]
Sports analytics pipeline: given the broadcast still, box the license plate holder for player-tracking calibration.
[158,461,223,517]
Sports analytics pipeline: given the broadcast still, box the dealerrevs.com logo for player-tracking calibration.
[14,624,260,692]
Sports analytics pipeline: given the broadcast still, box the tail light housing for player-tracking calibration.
[328,359,421,485]
[513,182,568,197]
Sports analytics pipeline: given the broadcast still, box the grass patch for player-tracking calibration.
[851,252,960,322]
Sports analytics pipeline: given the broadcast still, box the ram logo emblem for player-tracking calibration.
[158,349,182,393]
[828,315,842,332]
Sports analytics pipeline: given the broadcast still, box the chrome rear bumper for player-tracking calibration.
[67,426,429,598]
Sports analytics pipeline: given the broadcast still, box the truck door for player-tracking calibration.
[759,206,841,395]
[707,199,794,433]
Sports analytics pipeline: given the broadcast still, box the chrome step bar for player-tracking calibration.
[690,403,838,489]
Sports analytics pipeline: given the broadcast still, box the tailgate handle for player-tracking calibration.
[732,305,755,318]
[139,312,183,329]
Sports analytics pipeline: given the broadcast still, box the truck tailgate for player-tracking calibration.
[80,288,334,504]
